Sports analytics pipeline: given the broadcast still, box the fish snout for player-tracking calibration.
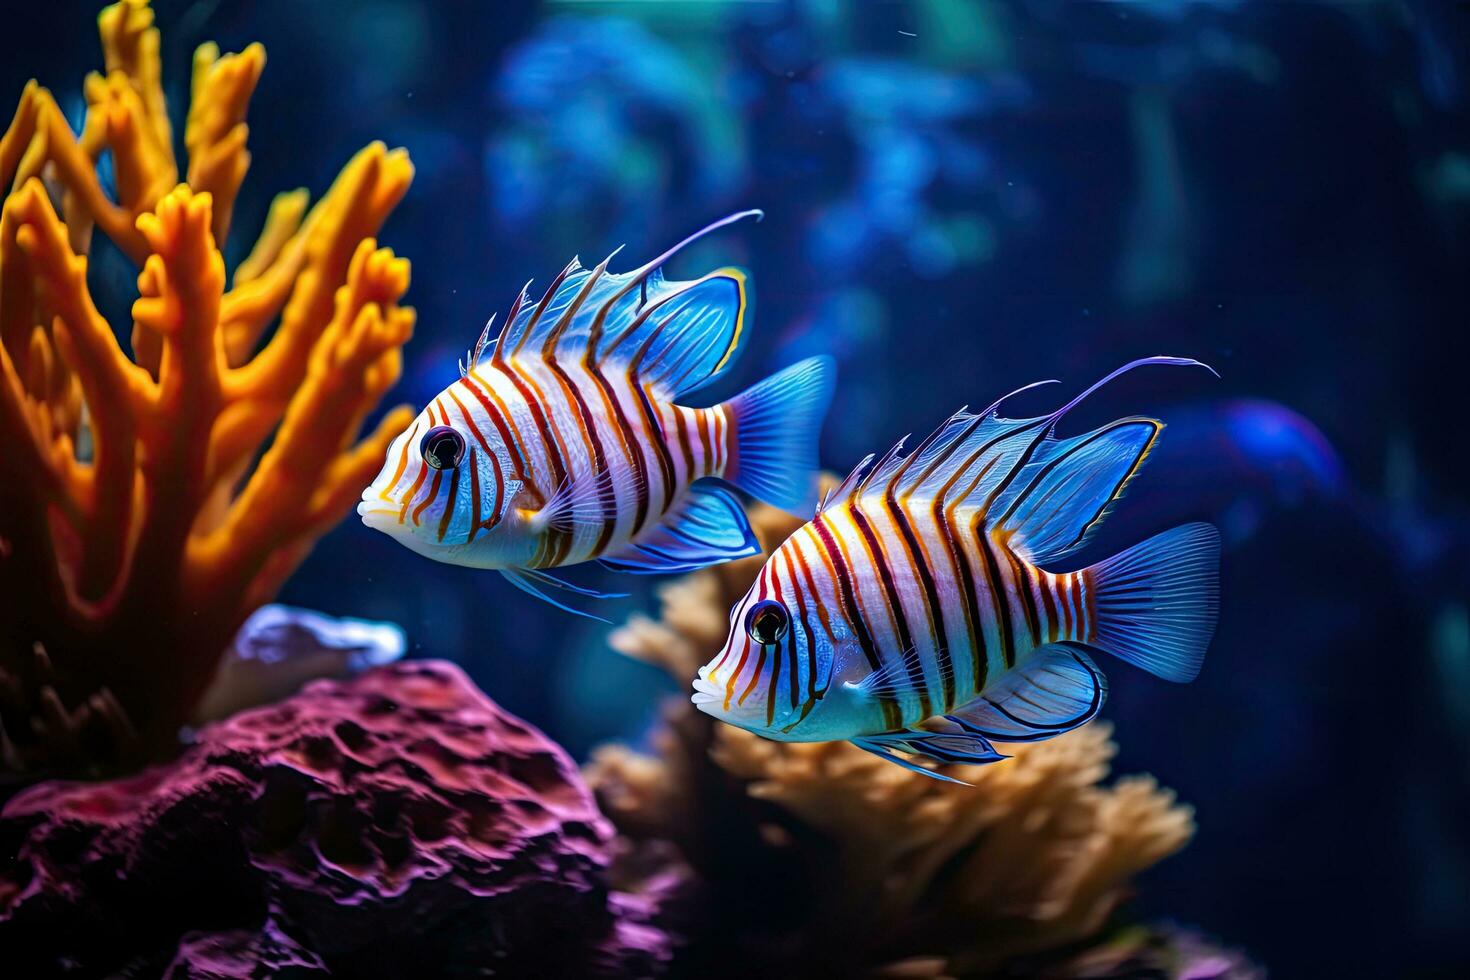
[357,487,400,531]
[691,671,724,713]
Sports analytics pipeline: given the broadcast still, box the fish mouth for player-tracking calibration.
[691,675,723,710]
[357,493,400,530]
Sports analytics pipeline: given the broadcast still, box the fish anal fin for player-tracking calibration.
[947,643,1107,743]
[599,485,759,575]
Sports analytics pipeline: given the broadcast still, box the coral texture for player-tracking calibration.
[0,0,416,774]
[588,495,1198,978]
[1033,924,1264,980]
[0,660,673,979]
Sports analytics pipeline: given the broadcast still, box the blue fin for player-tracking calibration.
[532,467,619,533]
[821,358,1214,556]
[992,419,1160,565]
[852,727,1009,784]
[483,212,762,398]
[499,568,624,623]
[1084,522,1220,682]
[948,644,1106,742]
[722,356,837,516]
[851,738,972,785]
[846,646,953,701]
[603,269,749,398]
[599,485,760,574]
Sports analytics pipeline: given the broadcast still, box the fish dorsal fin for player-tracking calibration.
[821,379,1060,516]
[488,211,761,399]
[602,268,748,398]
[818,452,875,515]
[987,416,1161,565]
[827,358,1214,563]
[459,314,499,378]
[947,644,1106,742]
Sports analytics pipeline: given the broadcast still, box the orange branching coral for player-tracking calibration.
[588,497,1197,978]
[0,0,415,774]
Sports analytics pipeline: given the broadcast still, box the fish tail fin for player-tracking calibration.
[1082,522,1220,682]
[721,355,836,516]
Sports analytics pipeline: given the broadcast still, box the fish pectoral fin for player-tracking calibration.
[845,645,951,701]
[598,485,759,574]
[851,727,1008,783]
[531,469,617,534]
[499,568,621,623]
[947,643,1107,742]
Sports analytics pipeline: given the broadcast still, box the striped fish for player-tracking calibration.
[360,212,836,616]
[693,357,1221,782]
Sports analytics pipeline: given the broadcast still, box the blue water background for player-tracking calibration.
[5,1,1467,973]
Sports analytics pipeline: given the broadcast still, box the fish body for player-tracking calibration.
[361,212,836,613]
[372,359,733,570]
[694,357,1220,781]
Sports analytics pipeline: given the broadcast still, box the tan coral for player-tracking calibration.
[0,0,415,774]
[587,496,1196,977]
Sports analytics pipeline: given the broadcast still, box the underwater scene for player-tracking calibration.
[1,0,1466,977]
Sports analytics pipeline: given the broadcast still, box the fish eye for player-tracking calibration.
[420,425,465,471]
[745,599,789,646]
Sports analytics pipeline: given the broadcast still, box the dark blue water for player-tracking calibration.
[7,1,1466,974]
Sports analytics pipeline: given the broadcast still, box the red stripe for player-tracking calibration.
[547,362,619,555]
[457,375,526,476]
[413,468,443,525]
[379,419,419,503]
[398,462,429,524]
[468,449,484,543]
[449,381,509,535]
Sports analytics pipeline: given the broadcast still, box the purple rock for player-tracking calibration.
[0,661,672,978]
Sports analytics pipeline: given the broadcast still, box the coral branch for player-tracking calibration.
[128,186,227,600]
[97,0,174,175]
[185,41,266,243]
[6,179,151,602]
[14,85,147,261]
[196,240,414,604]
[222,188,308,364]
[0,0,414,775]
[226,142,413,405]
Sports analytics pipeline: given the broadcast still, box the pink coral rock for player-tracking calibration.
[0,660,670,978]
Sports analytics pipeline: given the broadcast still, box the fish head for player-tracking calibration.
[358,399,519,558]
[693,540,843,740]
